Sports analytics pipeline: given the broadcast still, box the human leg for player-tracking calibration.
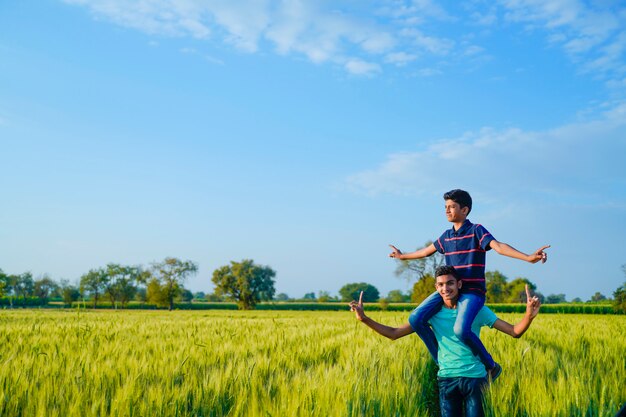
[438,377,463,417]
[459,376,488,417]
[408,291,443,362]
[453,293,496,370]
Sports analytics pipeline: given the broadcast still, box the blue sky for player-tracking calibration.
[1,0,625,301]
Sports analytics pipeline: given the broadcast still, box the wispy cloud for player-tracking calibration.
[345,103,626,205]
[344,59,381,76]
[180,46,224,65]
[498,0,626,79]
[62,0,456,75]
[62,0,626,82]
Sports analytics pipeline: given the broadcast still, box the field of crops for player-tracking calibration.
[1,309,624,417]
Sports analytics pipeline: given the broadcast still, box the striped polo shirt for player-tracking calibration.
[433,219,495,296]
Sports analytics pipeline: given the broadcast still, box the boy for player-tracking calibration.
[389,189,549,379]
[349,265,541,417]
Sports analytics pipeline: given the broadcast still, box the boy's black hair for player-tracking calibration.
[444,189,472,214]
[435,265,459,280]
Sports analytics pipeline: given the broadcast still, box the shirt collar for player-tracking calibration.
[452,219,472,235]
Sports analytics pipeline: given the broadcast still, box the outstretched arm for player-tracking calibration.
[389,243,437,260]
[349,291,414,340]
[492,285,541,338]
[489,241,550,264]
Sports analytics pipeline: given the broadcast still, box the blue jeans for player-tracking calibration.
[408,291,495,370]
[454,293,495,370]
[438,376,487,417]
[408,291,443,363]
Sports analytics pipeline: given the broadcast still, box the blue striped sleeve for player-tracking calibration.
[475,224,495,251]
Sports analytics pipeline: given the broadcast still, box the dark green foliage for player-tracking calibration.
[212,259,276,310]
[34,275,59,305]
[613,282,626,313]
[545,293,567,304]
[338,282,380,302]
[589,292,607,302]
[387,289,410,303]
[411,274,436,303]
[151,258,198,311]
[0,296,41,307]
[80,268,109,308]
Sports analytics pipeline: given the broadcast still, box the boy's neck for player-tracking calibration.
[442,299,458,309]
[452,219,467,231]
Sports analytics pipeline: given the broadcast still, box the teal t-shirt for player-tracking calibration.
[428,306,498,378]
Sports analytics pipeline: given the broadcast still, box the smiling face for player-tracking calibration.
[435,273,462,306]
[445,199,469,224]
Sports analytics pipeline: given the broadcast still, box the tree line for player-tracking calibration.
[0,258,276,310]
[1,256,625,312]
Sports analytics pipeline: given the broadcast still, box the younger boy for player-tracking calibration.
[389,189,549,379]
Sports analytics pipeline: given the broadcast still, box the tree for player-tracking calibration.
[317,291,332,302]
[105,264,142,308]
[303,292,316,300]
[589,292,607,302]
[339,282,380,302]
[393,241,444,282]
[135,287,147,302]
[275,293,290,301]
[13,273,35,304]
[387,289,410,303]
[545,294,567,304]
[614,264,626,313]
[59,280,81,306]
[613,283,626,313]
[212,259,276,310]
[80,268,109,308]
[505,278,537,303]
[205,292,224,302]
[194,291,206,300]
[486,271,509,303]
[151,258,198,311]
[34,275,59,305]
[146,278,168,307]
[0,269,7,297]
[177,288,194,302]
[411,274,436,303]
[571,297,583,303]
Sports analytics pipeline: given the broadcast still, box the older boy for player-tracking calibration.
[389,189,548,379]
[349,265,541,417]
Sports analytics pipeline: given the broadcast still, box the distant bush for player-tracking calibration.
[0,297,41,307]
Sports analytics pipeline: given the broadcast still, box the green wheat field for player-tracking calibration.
[1,309,624,417]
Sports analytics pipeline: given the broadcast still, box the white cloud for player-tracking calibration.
[64,0,213,38]
[63,0,401,71]
[385,51,417,66]
[400,28,454,54]
[62,0,458,74]
[345,59,381,76]
[62,0,626,83]
[345,103,626,204]
[464,44,484,56]
[180,46,224,65]
[414,67,442,77]
[498,0,626,78]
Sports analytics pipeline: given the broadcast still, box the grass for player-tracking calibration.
[0,309,624,416]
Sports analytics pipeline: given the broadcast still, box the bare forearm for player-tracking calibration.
[394,244,436,260]
[493,314,535,338]
[491,241,531,262]
[360,316,413,340]
[511,315,534,338]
